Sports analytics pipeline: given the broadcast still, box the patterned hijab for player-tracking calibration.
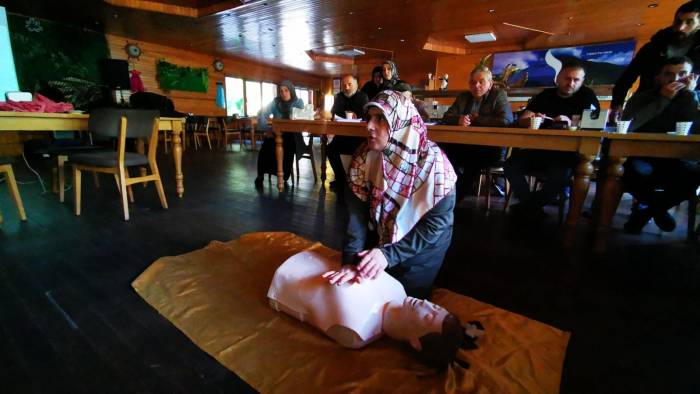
[348,90,457,245]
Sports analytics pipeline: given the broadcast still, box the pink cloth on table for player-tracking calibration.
[0,93,74,113]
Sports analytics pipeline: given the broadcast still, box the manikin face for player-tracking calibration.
[656,62,693,87]
[469,71,493,99]
[366,107,390,151]
[373,72,383,86]
[342,76,358,97]
[279,86,292,102]
[384,297,450,351]
[382,63,393,80]
[672,12,700,42]
[555,67,585,97]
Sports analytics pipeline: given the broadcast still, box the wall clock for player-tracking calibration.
[125,43,142,60]
[213,59,225,72]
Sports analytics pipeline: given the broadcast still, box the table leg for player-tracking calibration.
[275,130,284,192]
[172,120,184,197]
[593,156,626,253]
[320,134,328,186]
[250,122,257,151]
[564,154,595,247]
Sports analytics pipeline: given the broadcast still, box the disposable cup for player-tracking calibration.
[529,117,543,130]
[345,111,355,120]
[616,120,631,134]
[676,121,692,135]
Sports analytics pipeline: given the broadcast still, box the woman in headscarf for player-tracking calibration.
[381,60,412,93]
[361,66,384,100]
[325,90,457,299]
[255,80,304,187]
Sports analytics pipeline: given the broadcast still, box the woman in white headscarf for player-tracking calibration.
[325,90,457,298]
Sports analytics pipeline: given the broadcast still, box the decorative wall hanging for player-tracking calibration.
[213,59,224,72]
[492,40,636,87]
[156,59,208,92]
[125,43,142,60]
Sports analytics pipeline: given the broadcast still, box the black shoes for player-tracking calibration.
[254,177,263,189]
[624,207,652,234]
[652,210,677,232]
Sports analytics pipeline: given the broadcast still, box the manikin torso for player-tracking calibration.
[267,250,406,348]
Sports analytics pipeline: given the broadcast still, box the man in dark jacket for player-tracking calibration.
[611,0,700,115]
[328,74,369,191]
[620,56,700,233]
[361,66,383,101]
[440,65,513,202]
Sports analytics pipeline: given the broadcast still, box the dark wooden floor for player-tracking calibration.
[1,144,698,394]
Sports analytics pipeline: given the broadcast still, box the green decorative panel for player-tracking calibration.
[156,59,208,93]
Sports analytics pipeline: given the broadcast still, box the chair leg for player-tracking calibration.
[296,158,300,182]
[73,165,82,216]
[503,188,513,211]
[4,165,27,221]
[52,165,58,194]
[486,174,492,211]
[113,173,121,193]
[150,161,169,210]
[206,132,212,150]
[58,155,67,203]
[124,170,135,203]
[310,153,318,182]
[118,167,130,221]
[477,174,483,199]
[239,133,244,151]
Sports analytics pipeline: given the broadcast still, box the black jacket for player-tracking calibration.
[612,27,700,108]
[441,88,513,127]
[331,91,369,119]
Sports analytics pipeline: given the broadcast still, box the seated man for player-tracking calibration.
[327,74,369,191]
[621,56,700,233]
[441,66,513,201]
[504,61,600,216]
[268,250,471,369]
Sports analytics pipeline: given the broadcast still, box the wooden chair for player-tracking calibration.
[71,108,168,221]
[194,116,216,150]
[293,132,317,183]
[221,116,244,151]
[504,173,568,225]
[0,159,27,224]
[476,147,511,211]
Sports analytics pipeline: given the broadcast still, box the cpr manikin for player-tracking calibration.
[268,250,472,368]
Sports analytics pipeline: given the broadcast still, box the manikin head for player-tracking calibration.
[672,1,700,44]
[655,56,694,88]
[383,297,464,369]
[555,61,586,98]
[342,74,359,98]
[469,66,494,99]
[372,66,384,86]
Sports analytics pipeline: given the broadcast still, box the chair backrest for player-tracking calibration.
[294,133,313,157]
[88,108,159,140]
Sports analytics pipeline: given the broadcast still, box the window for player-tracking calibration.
[262,82,277,109]
[296,88,311,106]
[245,80,262,116]
[224,77,244,116]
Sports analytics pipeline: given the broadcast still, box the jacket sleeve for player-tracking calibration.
[257,101,274,130]
[474,90,514,127]
[379,192,456,267]
[612,43,653,108]
[342,188,370,264]
[441,94,467,125]
[623,90,671,132]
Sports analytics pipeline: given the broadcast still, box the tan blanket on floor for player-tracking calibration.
[132,232,570,393]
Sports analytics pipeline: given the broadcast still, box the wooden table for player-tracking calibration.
[0,112,187,197]
[594,132,700,252]
[272,119,605,246]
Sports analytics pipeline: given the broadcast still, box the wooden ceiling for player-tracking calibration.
[1,0,686,77]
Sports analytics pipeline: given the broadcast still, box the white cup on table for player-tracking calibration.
[616,120,631,134]
[529,116,543,130]
[676,121,693,135]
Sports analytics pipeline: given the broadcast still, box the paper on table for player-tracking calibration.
[333,114,364,123]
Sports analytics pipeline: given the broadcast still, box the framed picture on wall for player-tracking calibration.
[492,40,636,87]
[332,78,340,95]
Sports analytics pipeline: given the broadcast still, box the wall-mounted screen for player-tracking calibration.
[492,40,636,87]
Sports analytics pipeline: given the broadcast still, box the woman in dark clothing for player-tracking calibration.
[255,80,304,187]
[360,66,384,100]
[327,90,457,299]
[381,60,412,93]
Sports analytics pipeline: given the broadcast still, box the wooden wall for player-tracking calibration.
[107,34,325,116]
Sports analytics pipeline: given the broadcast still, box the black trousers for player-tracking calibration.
[442,144,505,200]
[326,136,364,183]
[503,149,578,208]
[257,133,295,180]
[623,157,700,212]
